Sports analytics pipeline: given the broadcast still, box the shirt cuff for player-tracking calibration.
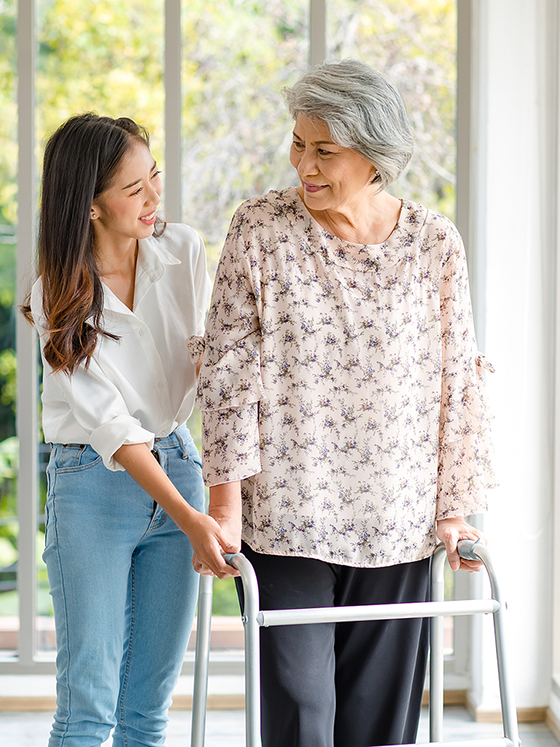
[90,415,155,471]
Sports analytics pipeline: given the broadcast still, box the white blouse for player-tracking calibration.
[195,188,496,569]
[32,223,211,471]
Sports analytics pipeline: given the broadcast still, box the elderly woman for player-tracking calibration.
[193,59,495,747]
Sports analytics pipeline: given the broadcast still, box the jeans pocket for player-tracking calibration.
[183,439,202,472]
[54,444,103,473]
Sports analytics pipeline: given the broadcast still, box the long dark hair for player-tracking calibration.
[22,113,165,374]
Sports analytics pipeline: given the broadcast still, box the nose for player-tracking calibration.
[146,181,161,206]
[297,148,319,178]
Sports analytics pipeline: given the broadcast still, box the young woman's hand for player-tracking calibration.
[436,516,486,572]
[186,511,240,579]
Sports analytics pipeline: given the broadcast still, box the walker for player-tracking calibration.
[190,539,519,747]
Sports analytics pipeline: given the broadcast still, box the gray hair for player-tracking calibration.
[283,59,414,191]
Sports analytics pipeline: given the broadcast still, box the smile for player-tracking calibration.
[303,182,327,194]
[139,210,156,224]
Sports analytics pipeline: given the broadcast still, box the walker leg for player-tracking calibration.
[226,553,262,747]
[469,545,520,747]
[430,545,447,742]
[191,574,214,747]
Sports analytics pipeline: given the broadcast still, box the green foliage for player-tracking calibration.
[212,577,241,617]
[36,0,165,163]
[0,435,17,517]
[0,348,15,410]
[180,0,308,273]
[0,1,17,230]
[0,535,16,566]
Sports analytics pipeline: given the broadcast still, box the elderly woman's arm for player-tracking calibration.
[436,229,496,571]
[193,206,266,575]
[196,207,265,488]
[191,481,242,577]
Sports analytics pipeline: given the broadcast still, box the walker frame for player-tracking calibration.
[190,540,519,747]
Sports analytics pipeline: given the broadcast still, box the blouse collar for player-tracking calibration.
[287,186,428,273]
[102,232,181,315]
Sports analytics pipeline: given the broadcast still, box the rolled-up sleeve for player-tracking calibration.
[43,356,155,471]
[196,212,265,486]
[436,238,497,519]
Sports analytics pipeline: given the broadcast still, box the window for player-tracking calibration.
[3,0,463,680]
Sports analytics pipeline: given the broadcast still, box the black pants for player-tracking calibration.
[236,542,430,747]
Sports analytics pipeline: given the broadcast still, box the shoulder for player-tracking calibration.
[152,222,204,258]
[401,200,463,264]
[409,201,461,244]
[141,223,205,275]
[230,187,303,227]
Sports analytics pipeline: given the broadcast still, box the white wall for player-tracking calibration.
[468,0,558,715]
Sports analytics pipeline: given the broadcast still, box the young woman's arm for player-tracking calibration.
[114,442,239,578]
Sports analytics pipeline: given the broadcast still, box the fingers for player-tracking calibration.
[191,544,240,579]
[457,557,484,573]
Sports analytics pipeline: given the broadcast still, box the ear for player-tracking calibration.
[90,206,98,220]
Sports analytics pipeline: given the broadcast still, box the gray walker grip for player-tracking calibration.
[457,537,484,561]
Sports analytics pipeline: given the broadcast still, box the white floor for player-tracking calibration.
[0,707,558,747]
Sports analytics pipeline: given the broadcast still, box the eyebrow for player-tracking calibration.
[121,159,158,190]
[292,130,335,146]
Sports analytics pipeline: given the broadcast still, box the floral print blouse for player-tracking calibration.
[194,187,496,568]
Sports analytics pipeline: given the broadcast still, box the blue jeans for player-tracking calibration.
[43,425,204,746]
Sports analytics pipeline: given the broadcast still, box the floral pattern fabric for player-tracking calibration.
[195,187,496,568]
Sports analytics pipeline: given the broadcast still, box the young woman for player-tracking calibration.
[23,113,232,746]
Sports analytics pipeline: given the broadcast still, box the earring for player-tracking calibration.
[91,212,97,219]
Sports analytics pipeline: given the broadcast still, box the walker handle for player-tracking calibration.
[224,552,242,568]
[457,537,484,561]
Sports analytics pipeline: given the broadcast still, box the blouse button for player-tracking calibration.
[138,328,145,337]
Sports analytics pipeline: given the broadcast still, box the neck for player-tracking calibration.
[95,236,138,279]
[300,188,402,244]
[95,237,139,311]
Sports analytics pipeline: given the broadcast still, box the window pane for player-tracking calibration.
[36,0,165,173]
[327,0,457,220]
[181,0,309,278]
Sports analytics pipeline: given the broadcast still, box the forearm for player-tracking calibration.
[209,481,242,519]
[113,442,238,577]
[114,442,197,526]
[209,481,242,552]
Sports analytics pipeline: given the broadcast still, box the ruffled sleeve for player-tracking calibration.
[436,238,498,519]
[195,209,265,486]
